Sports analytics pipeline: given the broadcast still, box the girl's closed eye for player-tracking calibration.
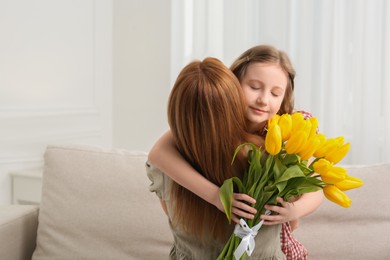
[247,80,262,90]
[271,88,285,97]
[248,82,261,90]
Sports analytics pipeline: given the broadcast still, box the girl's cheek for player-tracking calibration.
[269,112,277,119]
[244,93,252,105]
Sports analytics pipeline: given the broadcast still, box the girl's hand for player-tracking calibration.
[215,192,257,224]
[260,197,300,225]
[261,191,323,228]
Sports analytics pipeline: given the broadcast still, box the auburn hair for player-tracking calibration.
[230,45,296,115]
[167,57,261,242]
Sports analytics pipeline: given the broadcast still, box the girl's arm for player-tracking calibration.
[148,130,257,223]
[260,190,323,229]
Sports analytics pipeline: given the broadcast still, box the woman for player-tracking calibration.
[147,57,285,259]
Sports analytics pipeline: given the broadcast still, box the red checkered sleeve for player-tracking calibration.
[281,222,308,260]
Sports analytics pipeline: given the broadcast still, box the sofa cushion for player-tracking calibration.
[0,205,39,260]
[32,145,172,259]
[294,164,390,259]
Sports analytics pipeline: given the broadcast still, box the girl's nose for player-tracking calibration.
[256,93,267,105]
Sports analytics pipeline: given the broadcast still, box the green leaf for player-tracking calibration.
[283,184,323,201]
[245,146,262,187]
[266,193,279,206]
[249,189,277,226]
[245,146,264,197]
[264,154,274,176]
[273,156,287,181]
[259,190,276,209]
[279,175,325,201]
[275,180,288,193]
[278,177,306,198]
[231,143,250,165]
[252,170,269,202]
[304,176,326,186]
[281,153,299,166]
[274,164,305,184]
[219,179,234,223]
[298,160,313,175]
[219,177,244,223]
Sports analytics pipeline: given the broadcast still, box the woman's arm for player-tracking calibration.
[148,130,257,223]
[260,190,323,229]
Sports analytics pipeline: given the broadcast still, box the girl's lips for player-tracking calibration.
[250,106,267,114]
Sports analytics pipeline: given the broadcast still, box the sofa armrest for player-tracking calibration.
[0,205,39,260]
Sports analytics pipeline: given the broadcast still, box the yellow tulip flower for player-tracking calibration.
[316,133,327,147]
[313,158,332,174]
[323,137,345,157]
[323,185,352,208]
[325,142,351,164]
[285,130,308,154]
[299,135,321,160]
[314,138,338,158]
[335,175,364,191]
[309,117,319,136]
[304,119,312,133]
[265,124,282,155]
[268,115,280,129]
[320,166,347,184]
[335,136,345,144]
[291,112,305,132]
[278,114,292,141]
[314,159,347,184]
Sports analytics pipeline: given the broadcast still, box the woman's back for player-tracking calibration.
[148,57,285,259]
[147,163,285,259]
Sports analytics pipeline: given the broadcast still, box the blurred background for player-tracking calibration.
[1,0,389,205]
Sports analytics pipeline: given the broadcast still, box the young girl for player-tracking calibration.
[148,45,322,259]
[230,45,322,259]
[146,57,285,259]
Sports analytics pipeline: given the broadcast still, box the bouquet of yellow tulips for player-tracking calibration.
[217,112,363,260]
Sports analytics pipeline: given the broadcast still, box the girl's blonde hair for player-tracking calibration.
[230,45,296,115]
[168,57,260,242]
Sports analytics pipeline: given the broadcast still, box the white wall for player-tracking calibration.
[0,0,171,205]
[0,0,113,205]
[113,0,171,152]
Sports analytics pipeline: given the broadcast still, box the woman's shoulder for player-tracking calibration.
[146,161,172,199]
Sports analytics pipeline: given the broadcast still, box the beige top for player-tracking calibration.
[146,161,286,260]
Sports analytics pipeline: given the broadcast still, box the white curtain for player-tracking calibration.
[171,0,390,165]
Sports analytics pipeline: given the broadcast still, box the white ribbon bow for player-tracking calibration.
[233,210,271,259]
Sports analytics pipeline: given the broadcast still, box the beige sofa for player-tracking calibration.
[0,145,389,259]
